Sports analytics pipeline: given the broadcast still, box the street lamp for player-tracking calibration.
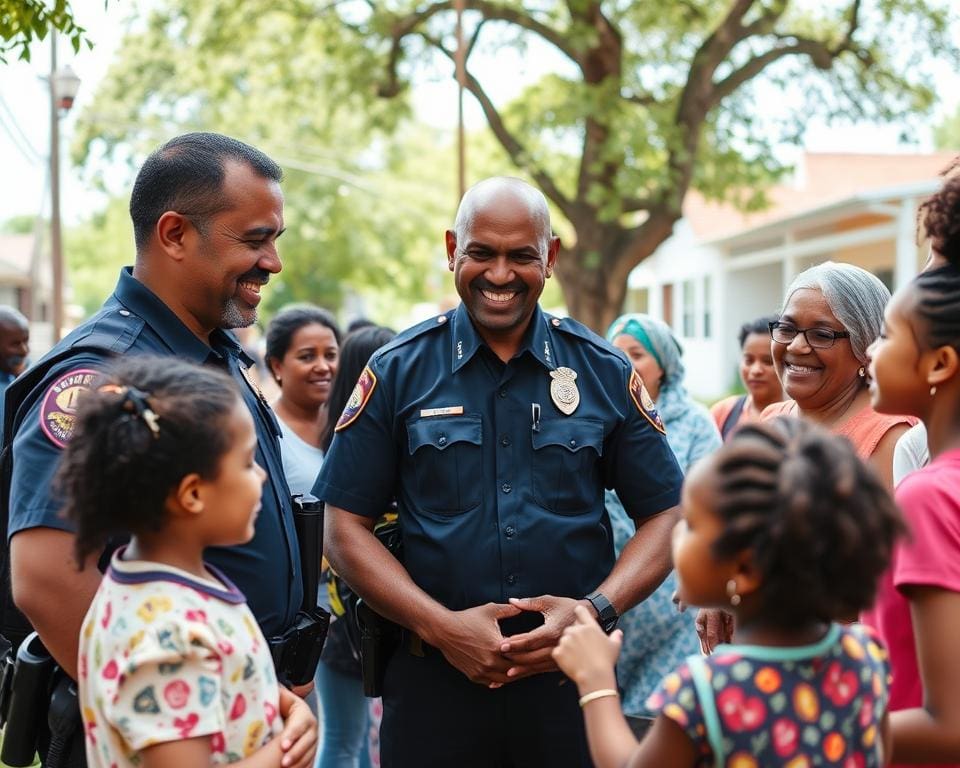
[49,36,80,343]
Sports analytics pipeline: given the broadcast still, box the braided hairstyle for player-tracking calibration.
[57,356,242,566]
[709,417,903,627]
[914,163,960,351]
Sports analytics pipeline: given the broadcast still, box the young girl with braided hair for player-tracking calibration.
[59,356,317,768]
[867,162,960,765]
[553,417,901,768]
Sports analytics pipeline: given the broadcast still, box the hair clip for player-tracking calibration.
[97,384,161,438]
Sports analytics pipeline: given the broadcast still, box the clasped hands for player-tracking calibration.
[432,595,595,688]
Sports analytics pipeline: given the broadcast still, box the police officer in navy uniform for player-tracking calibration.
[2,133,308,765]
[315,177,684,767]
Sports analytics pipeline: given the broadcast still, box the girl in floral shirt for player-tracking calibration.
[554,417,901,768]
[60,357,317,768]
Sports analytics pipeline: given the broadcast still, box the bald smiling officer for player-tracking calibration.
[315,177,684,767]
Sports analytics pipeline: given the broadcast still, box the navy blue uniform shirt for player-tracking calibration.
[314,304,683,611]
[5,268,302,637]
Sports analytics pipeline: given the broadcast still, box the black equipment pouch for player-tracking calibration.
[355,513,403,698]
[42,672,84,768]
[0,631,56,767]
[357,600,401,698]
[269,607,331,687]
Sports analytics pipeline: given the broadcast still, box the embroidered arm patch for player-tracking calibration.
[40,368,98,448]
[335,366,377,432]
[629,370,666,435]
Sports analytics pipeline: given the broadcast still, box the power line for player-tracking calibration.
[0,92,42,163]
[0,113,40,165]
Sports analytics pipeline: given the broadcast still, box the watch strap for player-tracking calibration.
[585,590,618,633]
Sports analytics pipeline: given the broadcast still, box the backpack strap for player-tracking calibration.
[720,396,748,440]
[686,655,724,768]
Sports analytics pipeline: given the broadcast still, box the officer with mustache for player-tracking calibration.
[0,133,313,767]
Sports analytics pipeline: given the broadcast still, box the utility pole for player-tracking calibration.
[454,0,467,200]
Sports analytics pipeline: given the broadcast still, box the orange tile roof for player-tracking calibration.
[684,152,958,240]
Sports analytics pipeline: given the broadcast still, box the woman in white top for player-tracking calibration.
[266,304,341,495]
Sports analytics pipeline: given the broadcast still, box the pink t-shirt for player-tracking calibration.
[861,448,960,768]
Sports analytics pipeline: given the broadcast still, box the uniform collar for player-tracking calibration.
[450,303,555,373]
[114,267,250,366]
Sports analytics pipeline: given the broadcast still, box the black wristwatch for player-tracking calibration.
[584,591,619,633]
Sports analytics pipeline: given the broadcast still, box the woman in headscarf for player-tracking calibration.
[604,314,722,721]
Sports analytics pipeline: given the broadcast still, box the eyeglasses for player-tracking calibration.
[768,321,850,350]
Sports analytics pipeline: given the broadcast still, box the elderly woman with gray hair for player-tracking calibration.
[698,261,917,653]
[604,313,722,722]
[762,261,915,484]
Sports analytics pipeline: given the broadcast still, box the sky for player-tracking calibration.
[0,1,955,229]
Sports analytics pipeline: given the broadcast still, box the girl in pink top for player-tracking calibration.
[866,162,960,766]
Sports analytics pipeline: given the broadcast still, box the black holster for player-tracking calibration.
[272,494,331,687]
[357,600,401,698]
[269,607,330,687]
[0,631,83,768]
[42,673,85,768]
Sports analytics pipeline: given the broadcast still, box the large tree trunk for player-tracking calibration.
[555,212,679,333]
[556,247,628,334]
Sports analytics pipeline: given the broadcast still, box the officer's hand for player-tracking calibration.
[498,594,587,679]
[277,686,318,768]
[695,608,734,654]
[552,605,622,693]
[432,602,522,688]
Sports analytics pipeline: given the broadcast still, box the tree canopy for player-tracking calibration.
[0,0,89,62]
[72,0,461,323]
[74,0,957,330]
[340,0,956,329]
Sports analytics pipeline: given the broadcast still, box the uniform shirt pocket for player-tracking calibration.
[530,418,603,515]
[406,414,483,515]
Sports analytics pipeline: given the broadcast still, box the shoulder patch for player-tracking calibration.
[39,368,99,448]
[629,370,666,435]
[335,366,377,432]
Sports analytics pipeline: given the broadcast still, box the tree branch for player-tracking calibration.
[713,1,863,107]
[377,1,582,97]
[666,0,761,214]
[422,32,574,218]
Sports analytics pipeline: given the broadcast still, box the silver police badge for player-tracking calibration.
[549,366,580,415]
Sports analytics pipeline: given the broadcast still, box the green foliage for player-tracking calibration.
[0,215,37,234]
[64,196,132,316]
[72,0,456,324]
[934,105,960,151]
[0,0,91,62]
[73,0,958,329]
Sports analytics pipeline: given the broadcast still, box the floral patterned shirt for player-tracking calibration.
[79,550,282,766]
[645,623,890,768]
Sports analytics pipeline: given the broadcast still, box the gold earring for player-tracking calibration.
[726,579,741,607]
[858,366,866,378]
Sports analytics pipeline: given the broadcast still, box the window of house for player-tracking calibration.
[624,287,649,314]
[662,284,674,328]
[702,275,712,338]
[682,280,696,337]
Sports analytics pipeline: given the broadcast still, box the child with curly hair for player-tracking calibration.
[867,161,960,765]
[60,356,317,768]
[553,417,901,768]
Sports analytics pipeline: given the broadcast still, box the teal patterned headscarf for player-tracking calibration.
[606,314,685,408]
[606,312,720,472]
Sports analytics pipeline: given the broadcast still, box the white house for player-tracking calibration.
[0,233,55,351]
[624,152,957,400]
